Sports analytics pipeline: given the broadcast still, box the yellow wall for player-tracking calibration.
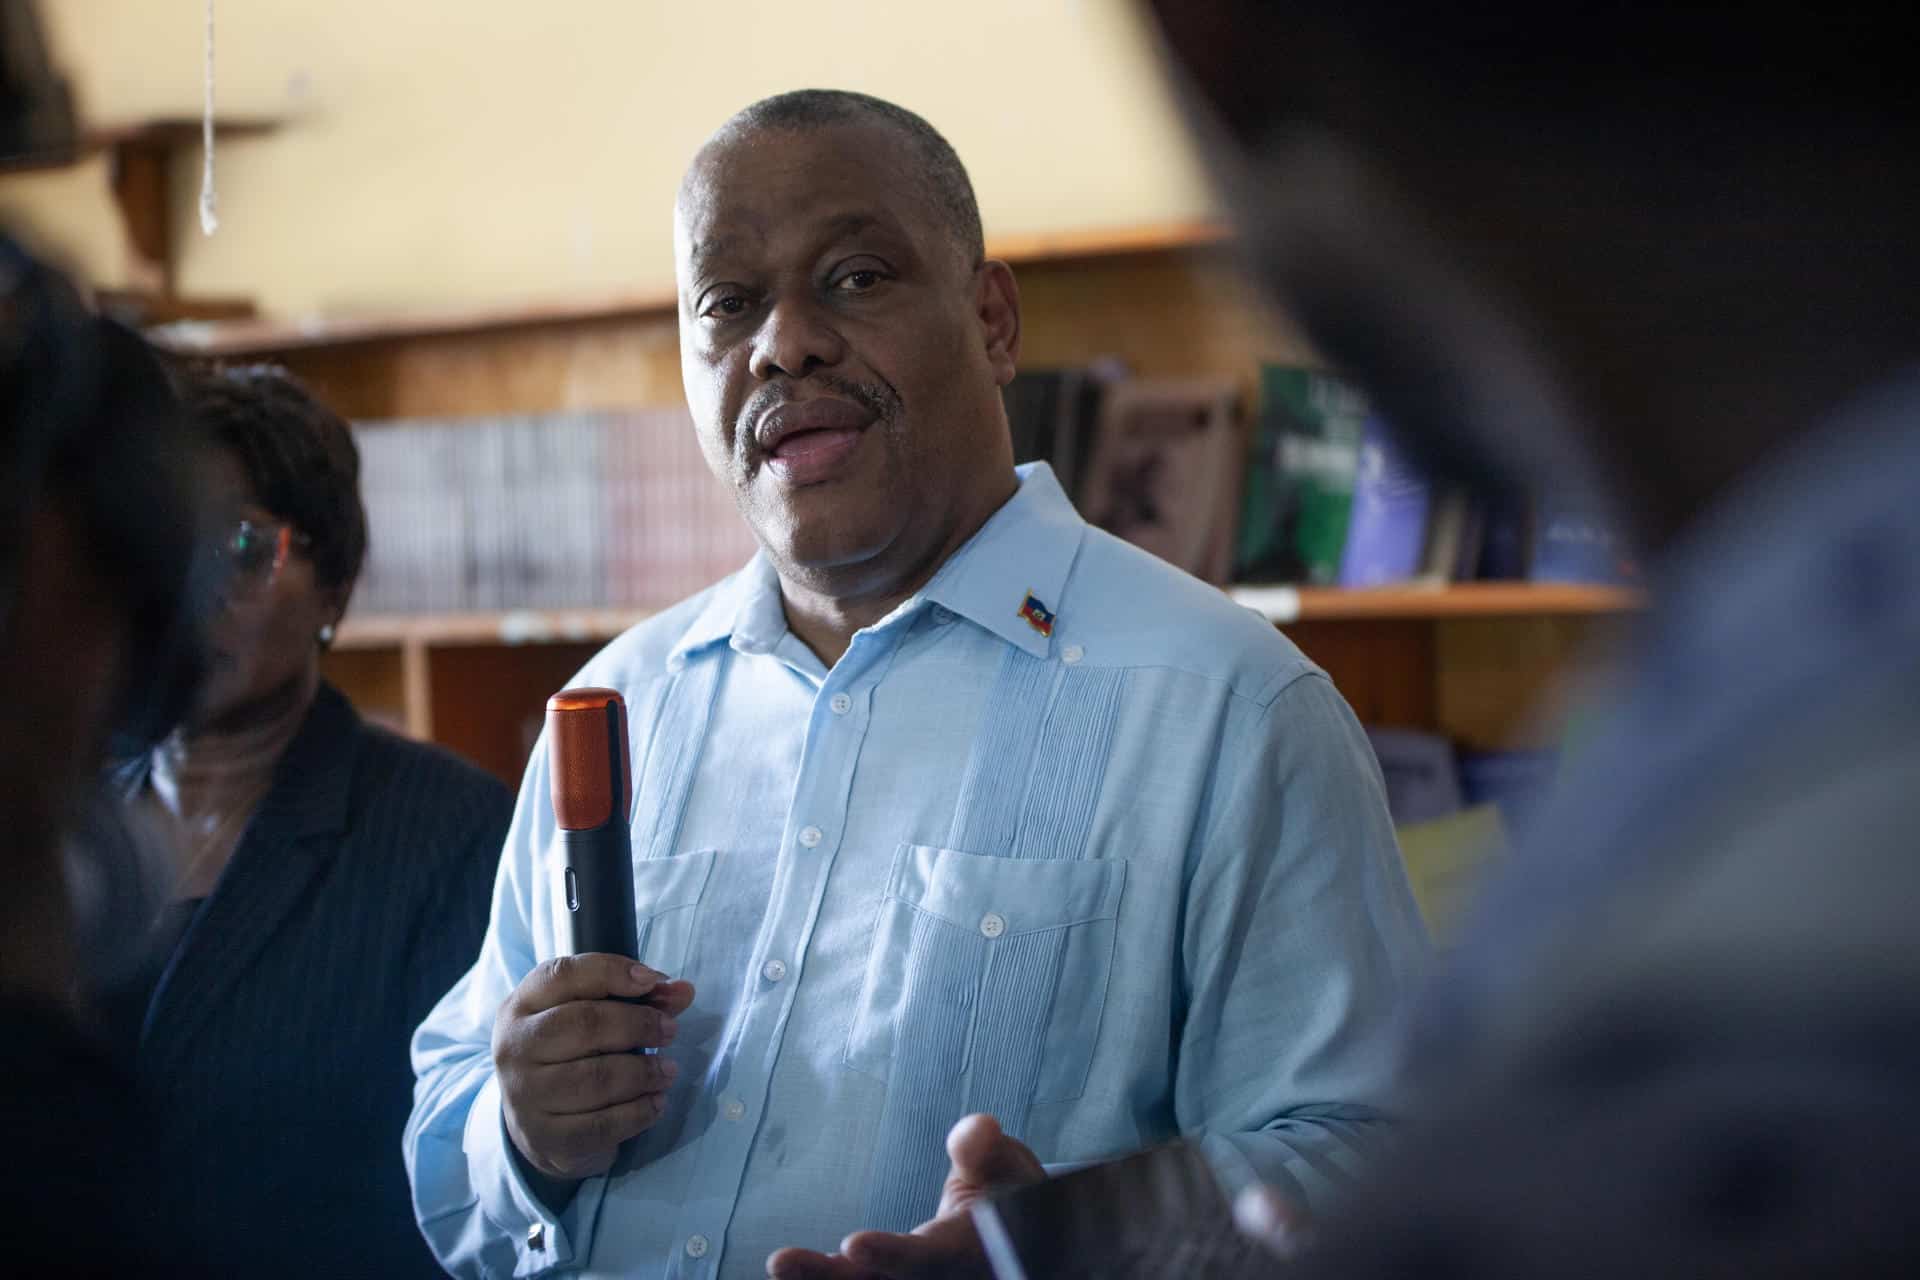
[4,0,1214,316]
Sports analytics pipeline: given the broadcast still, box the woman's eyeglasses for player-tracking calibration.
[212,519,312,594]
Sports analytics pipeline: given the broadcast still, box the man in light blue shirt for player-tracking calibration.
[406,89,1425,1280]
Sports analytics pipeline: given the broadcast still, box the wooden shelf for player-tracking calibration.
[148,219,1232,358]
[0,117,271,174]
[333,607,653,652]
[1228,582,1643,624]
[335,584,1634,656]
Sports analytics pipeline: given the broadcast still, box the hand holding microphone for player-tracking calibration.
[493,688,696,1191]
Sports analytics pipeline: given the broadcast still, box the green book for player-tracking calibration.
[1233,365,1367,585]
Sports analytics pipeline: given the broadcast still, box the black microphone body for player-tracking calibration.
[559,825,639,961]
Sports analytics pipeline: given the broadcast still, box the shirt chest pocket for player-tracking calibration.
[844,844,1127,1107]
[629,848,715,978]
[545,840,715,977]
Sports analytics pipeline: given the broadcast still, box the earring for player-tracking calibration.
[318,623,336,647]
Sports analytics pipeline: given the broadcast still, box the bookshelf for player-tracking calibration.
[169,223,1629,784]
[334,583,1638,653]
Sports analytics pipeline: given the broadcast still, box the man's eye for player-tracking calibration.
[835,270,884,293]
[703,294,748,320]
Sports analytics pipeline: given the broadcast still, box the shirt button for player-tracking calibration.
[762,959,788,983]
[798,825,823,848]
[686,1234,710,1259]
[980,912,1007,939]
[721,1096,746,1122]
[1062,644,1084,665]
[830,692,852,715]
[526,1223,546,1251]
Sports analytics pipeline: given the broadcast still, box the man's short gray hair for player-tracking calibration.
[708,89,985,265]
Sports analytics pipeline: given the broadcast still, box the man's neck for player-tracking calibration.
[777,473,1019,666]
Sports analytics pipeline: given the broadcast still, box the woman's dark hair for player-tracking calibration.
[181,364,368,599]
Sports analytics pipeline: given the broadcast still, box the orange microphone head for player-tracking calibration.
[546,687,631,831]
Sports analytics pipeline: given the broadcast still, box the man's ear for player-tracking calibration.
[975,260,1021,387]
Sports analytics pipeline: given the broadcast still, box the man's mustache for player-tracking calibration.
[738,374,898,458]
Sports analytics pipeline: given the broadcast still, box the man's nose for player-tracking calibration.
[748,291,847,382]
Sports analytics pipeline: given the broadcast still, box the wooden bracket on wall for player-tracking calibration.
[0,115,278,324]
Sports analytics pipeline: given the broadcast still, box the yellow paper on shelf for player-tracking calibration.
[1397,804,1509,941]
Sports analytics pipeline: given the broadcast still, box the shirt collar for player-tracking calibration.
[666,462,1085,665]
[920,462,1084,659]
[668,552,782,666]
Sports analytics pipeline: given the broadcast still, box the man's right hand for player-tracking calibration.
[492,954,696,1184]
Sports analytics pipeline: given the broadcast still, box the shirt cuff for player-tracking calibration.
[465,1072,608,1277]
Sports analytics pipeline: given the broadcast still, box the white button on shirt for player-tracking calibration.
[762,959,788,983]
[830,692,852,715]
[979,912,1007,939]
[721,1097,746,1123]
[798,826,823,848]
[685,1235,709,1259]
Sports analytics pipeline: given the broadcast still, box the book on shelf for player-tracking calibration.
[349,407,757,619]
[1338,414,1432,588]
[1397,803,1508,939]
[1234,363,1366,586]
[1366,726,1465,827]
[1361,721,1520,939]
[1002,359,1125,500]
[1529,490,1642,586]
[1076,377,1245,584]
[1458,747,1561,835]
[1229,381,1639,594]
[1474,489,1531,581]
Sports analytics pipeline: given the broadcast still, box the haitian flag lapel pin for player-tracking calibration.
[1017,590,1056,639]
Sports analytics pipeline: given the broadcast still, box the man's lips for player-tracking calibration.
[752,397,877,485]
[754,397,875,455]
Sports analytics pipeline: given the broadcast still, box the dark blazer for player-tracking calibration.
[129,681,513,1278]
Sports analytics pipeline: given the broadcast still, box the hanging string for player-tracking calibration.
[198,0,219,235]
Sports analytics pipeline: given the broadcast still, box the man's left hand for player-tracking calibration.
[767,1113,1046,1279]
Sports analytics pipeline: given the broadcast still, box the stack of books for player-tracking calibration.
[1366,725,1563,939]
[1005,361,1639,590]
[345,363,1637,624]
[1004,362,1244,584]
[350,408,758,617]
[1234,364,1642,591]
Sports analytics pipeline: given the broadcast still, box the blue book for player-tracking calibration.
[1530,492,1641,585]
[1458,748,1561,834]
[1475,490,1532,580]
[1365,726,1464,826]
[1338,416,1432,588]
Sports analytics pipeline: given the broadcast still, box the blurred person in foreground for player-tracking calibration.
[1137,3,1920,1273]
[0,236,209,1274]
[406,88,1426,1280]
[103,365,514,1278]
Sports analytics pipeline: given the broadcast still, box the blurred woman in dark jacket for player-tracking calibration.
[108,366,512,1278]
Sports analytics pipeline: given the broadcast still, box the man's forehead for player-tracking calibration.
[675,123,923,261]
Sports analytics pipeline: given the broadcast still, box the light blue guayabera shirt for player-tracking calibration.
[407,463,1427,1280]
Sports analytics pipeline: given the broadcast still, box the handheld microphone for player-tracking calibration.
[547,687,639,964]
